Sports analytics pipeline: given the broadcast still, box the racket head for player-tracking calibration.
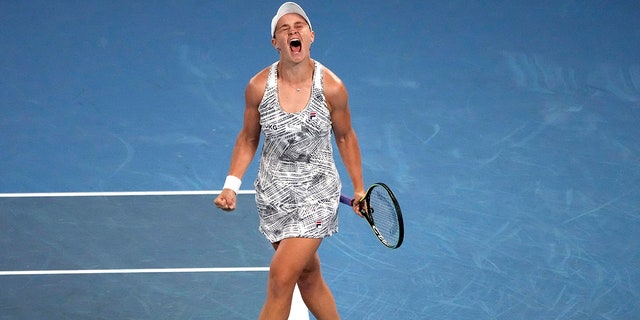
[361,182,404,249]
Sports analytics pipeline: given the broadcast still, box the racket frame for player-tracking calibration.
[340,182,404,249]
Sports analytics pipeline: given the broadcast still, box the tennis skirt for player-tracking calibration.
[254,177,340,243]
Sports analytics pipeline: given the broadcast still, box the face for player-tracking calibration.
[272,13,314,61]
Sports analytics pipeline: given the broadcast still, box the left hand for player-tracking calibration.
[351,191,366,217]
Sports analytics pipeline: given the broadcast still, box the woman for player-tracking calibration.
[214,2,364,319]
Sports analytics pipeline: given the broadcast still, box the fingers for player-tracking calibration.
[351,191,366,217]
[352,198,365,218]
[214,190,237,211]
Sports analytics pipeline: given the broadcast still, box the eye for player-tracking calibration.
[278,25,290,34]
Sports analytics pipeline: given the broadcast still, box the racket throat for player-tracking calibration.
[371,225,390,247]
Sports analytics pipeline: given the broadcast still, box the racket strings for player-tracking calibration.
[368,187,401,245]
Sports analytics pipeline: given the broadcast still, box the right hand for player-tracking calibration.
[214,189,237,211]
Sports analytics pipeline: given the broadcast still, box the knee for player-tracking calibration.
[267,266,299,296]
[297,261,322,292]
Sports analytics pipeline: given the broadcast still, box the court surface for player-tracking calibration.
[1,1,639,319]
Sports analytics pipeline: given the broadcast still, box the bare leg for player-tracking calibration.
[259,238,323,320]
[297,252,340,319]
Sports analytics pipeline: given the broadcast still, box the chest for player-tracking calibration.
[260,96,332,139]
[277,84,312,113]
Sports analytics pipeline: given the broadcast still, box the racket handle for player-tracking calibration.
[339,194,353,205]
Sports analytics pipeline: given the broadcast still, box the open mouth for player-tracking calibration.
[290,39,302,53]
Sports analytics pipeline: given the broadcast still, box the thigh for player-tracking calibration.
[270,238,323,279]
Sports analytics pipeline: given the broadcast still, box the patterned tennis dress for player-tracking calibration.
[255,61,341,243]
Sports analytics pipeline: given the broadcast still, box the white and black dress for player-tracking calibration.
[254,61,341,243]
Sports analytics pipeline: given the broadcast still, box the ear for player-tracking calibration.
[309,31,315,44]
[272,38,280,51]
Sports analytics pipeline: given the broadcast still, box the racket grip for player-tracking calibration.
[339,194,353,205]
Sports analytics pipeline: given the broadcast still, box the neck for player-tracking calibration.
[278,59,314,85]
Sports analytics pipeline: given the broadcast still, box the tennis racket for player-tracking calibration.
[340,182,404,249]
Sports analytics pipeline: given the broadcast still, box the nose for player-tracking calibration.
[288,30,298,35]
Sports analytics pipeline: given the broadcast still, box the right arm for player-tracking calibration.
[214,69,267,211]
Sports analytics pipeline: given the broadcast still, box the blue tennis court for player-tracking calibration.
[0,193,273,319]
[1,1,639,319]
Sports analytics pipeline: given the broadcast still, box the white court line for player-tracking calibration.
[0,267,269,276]
[0,190,256,198]
[0,267,310,319]
[0,189,309,319]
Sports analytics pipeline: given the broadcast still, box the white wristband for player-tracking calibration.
[223,175,242,194]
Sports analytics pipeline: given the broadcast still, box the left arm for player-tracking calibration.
[324,68,365,211]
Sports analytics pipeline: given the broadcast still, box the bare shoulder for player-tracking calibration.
[245,66,271,105]
[247,66,271,93]
[321,66,348,111]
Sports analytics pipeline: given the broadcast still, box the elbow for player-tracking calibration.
[236,129,261,149]
[335,128,357,146]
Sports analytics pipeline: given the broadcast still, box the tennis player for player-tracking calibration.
[214,2,364,319]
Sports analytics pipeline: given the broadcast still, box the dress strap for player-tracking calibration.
[266,62,279,89]
[312,61,323,90]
